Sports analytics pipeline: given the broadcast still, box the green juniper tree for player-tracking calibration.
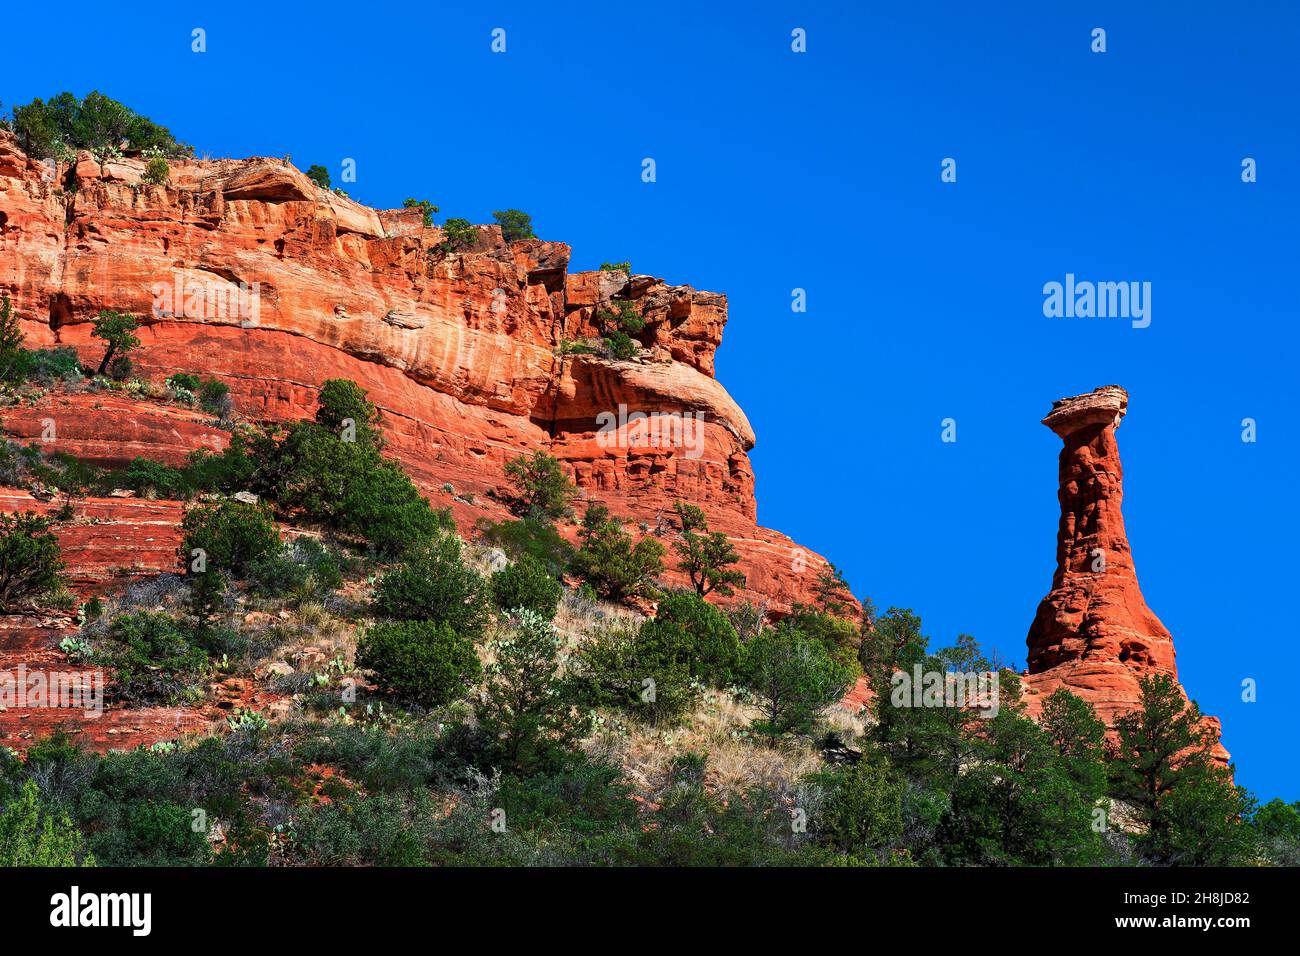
[492,208,535,243]
[403,198,438,227]
[0,780,94,866]
[91,309,140,377]
[502,451,577,521]
[672,501,745,598]
[479,608,590,774]
[741,621,851,744]
[305,164,331,189]
[571,504,665,603]
[1108,673,1255,865]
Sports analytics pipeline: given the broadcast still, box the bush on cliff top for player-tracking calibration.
[11,90,192,159]
[492,209,535,243]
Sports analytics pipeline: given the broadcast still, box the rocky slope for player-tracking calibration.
[0,131,830,611]
[1020,386,1228,763]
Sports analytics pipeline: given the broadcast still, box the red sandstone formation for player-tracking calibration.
[1021,386,1227,763]
[0,130,832,612]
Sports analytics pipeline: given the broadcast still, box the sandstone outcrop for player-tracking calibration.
[1021,386,1227,763]
[0,131,834,611]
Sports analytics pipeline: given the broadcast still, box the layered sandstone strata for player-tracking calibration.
[1022,386,1226,761]
[0,131,831,610]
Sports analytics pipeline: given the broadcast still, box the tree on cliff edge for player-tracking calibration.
[492,209,535,243]
[11,91,190,159]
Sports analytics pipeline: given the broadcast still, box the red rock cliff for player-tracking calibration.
[0,132,832,611]
[1021,386,1227,762]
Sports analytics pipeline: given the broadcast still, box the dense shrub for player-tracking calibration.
[440,217,477,253]
[372,534,489,638]
[103,801,210,865]
[198,378,231,417]
[142,157,169,185]
[638,590,741,687]
[305,164,331,189]
[595,298,645,336]
[594,299,645,360]
[0,780,94,866]
[809,757,905,860]
[292,792,429,865]
[95,612,208,705]
[939,699,1108,866]
[179,499,279,577]
[480,609,590,774]
[603,329,637,360]
[11,90,191,159]
[315,378,381,445]
[182,434,257,493]
[357,620,481,709]
[122,457,190,498]
[336,459,452,556]
[166,372,202,393]
[16,347,82,384]
[784,605,862,675]
[0,511,66,609]
[1251,799,1300,866]
[253,381,448,556]
[742,622,852,742]
[476,516,575,577]
[570,622,697,725]
[490,554,562,618]
[254,420,367,517]
[247,537,342,600]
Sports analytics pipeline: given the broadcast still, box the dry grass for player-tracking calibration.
[584,689,825,802]
[261,601,358,673]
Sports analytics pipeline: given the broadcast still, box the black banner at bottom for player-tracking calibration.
[0,864,1281,941]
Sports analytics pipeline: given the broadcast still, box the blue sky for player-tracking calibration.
[5,1,1296,799]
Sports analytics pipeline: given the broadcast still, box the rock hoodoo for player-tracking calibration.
[1022,386,1227,761]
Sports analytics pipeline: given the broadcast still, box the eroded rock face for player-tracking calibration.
[0,131,832,612]
[1022,386,1227,762]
